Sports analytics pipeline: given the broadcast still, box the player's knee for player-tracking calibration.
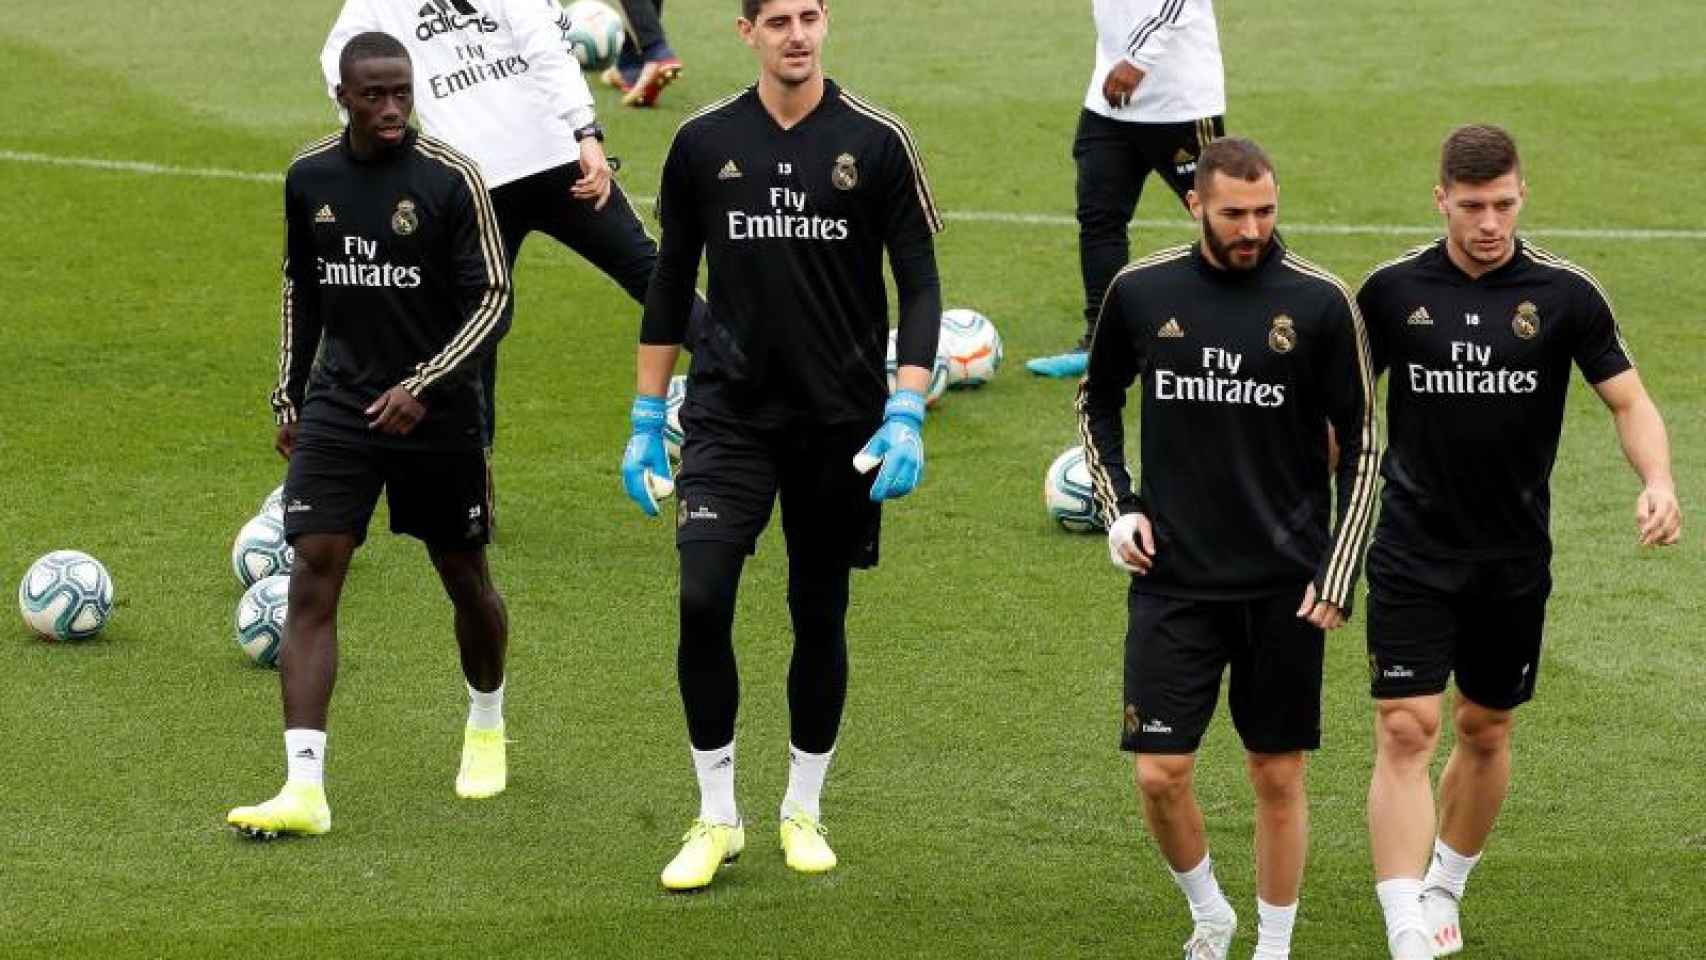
[1246,752,1306,804]
[1376,703,1440,760]
[680,574,737,636]
[1454,705,1514,756]
[1135,755,1194,803]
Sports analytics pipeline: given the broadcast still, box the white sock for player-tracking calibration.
[1170,853,1235,924]
[284,728,326,786]
[1252,897,1297,959]
[467,680,505,731]
[1376,877,1427,947]
[1422,838,1480,899]
[781,743,834,820]
[691,741,739,825]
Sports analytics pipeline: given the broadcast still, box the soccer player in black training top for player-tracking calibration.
[1360,125,1682,960]
[618,0,943,891]
[228,32,514,839]
[1077,138,1379,960]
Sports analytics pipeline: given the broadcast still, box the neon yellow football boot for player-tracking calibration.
[779,807,837,874]
[660,818,745,891]
[227,781,331,839]
[455,725,507,799]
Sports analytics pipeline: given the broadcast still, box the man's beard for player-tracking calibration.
[1203,221,1268,271]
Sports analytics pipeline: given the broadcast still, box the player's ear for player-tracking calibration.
[1185,188,1203,221]
[1433,183,1448,216]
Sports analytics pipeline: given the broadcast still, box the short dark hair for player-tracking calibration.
[1193,137,1276,196]
[339,31,410,83]
[1439,124,1520,186]
[742,0,824,20]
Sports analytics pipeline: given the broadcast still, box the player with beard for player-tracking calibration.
[227,32,513,838]
[620,0,943,891]
[1359,124,1681,960]
[1076,137,1379,960]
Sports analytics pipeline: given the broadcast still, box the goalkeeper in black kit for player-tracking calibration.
[618,0,944,892]
[1076,137,1379,960]
[228,32,514,840]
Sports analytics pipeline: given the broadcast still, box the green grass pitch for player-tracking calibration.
[2,1,1703,956]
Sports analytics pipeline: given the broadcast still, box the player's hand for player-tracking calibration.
[366,385,426,435]
[1107,511,1156,574]
[853,390,925,501]
[621,394,675,517]
[572,138,613,211]
[1296,581,1347,630]
[274,422,298,460]
[1636,484,1682,546]
[1102,60,1146,110]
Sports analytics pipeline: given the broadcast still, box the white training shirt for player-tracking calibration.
[320,0,597,188]
[1084,0,1225,124]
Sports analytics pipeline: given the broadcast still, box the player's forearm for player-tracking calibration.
[1613,395,1676,493]
[1074,379,1140,524]
[890,234,942,369]
[639,234,701,347]
[636,344,678,398]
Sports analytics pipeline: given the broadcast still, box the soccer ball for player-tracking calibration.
[665,373,688,463]
[884,329,950,406]
[562,0,626,70]
[1044,445,1105,533]
[940,308,1003,388]
[232,514,294,587]
[260,484,285,521]
[18,550,115,641]
[235,574,290,666]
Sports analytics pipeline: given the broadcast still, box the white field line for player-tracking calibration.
[5,147,1704,242]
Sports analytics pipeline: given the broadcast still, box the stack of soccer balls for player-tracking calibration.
[17,550,115,641]
[231,484,293,666]
[560,0,626,71]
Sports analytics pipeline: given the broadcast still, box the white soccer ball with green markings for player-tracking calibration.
[232,514,293,587]
[235,574,290,666]
[260,484,285,522]
[884,329,950,406]
[561,0,626,70]
[18,550,115,641]
[1044,446,1104,533]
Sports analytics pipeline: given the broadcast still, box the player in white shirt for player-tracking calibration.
[1027,0,1227,379]
[320,0,704,448]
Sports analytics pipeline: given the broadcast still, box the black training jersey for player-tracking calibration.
[1358,237,1633,559]
[269,128,511,451]
[1076,241,1380,609]
[640,80,944,427]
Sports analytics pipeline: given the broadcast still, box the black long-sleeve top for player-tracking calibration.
[269,127,511,451]
[1075,241,1380,610]
[640,80,943,426]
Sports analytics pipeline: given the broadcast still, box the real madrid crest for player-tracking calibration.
[391,198,418,236]
[1268,314,1297,354]
[1512,301,1539,339]
[831,152,858,191]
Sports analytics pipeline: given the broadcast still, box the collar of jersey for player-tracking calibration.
[748,78,841,134]
[1427,235,1528,284]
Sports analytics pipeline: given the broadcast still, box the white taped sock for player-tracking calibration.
[467,680,505,731]
[781,743,834,820]
[1253,897,1297,959]
[1170,853,1235,923]
[1377,877,1426,949]
[1423,838,1480,900]
[284,728,326,786]
[692,741,739,825]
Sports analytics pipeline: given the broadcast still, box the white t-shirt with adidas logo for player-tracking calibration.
[320,0,597,188]
[1084,0,1226,124]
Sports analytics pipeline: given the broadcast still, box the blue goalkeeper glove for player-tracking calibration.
[853,389,926,502]
[621,395,675,517]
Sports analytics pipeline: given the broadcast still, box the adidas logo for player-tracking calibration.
[1407,306,1432,326]
[717,160,742,180]
[294,748,318,759]
[314,204,336,224]
[1158,317,1184,339]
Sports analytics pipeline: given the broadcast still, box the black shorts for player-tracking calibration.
[1122,588,1325,755]
[1365,540,1551,710]
[674,402,882,569]
[282,426,492,550]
